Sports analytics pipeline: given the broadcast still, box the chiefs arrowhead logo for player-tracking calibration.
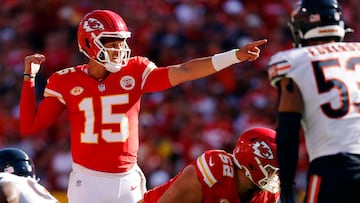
[83,18,104,32]
[252,141,274,160]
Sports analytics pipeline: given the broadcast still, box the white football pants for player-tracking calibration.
[67,163,146,203]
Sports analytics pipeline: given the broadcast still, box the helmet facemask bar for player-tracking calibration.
[93,31,131,72]
[235,158,280,194]
[232,155,280,194]
[289,1,303,48]
[254,157,280,194]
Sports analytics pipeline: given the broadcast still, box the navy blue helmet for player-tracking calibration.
[0,148,36,180]
[289,0,351,47]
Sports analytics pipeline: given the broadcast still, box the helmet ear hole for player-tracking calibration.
[85,38,91,48]
[98,52,105,60]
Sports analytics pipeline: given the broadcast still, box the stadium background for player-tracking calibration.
[0,0,359,202]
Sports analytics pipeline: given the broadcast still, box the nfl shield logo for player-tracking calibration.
[98,84,105,92]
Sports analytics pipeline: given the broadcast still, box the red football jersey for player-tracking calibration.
[143,150,279,203]
[20,56,172,173]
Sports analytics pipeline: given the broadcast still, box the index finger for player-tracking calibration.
[248,39,268,48]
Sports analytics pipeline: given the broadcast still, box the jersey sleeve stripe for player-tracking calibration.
[268,60,292,86]
[275,64,291,71]
[141,62,157,89]
[269,61,291,73]
[44,88,65,104]
[196,153,217,187]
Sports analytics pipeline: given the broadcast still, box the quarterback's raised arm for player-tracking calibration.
[20,53,65,135]
[168,39,267,86]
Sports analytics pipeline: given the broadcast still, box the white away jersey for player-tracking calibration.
[268,42,360,161]
[0,173,59,203]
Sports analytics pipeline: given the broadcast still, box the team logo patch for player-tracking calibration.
[120,76,135,90]
[83,17,104,32]
[252,141,274,159]
[309,14,321,23]
[4,166,15,174]
[70,86,84,96]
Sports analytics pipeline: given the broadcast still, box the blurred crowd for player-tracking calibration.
[0,0,359,202]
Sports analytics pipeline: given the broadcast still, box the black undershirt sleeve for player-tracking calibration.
[276,112,302,199]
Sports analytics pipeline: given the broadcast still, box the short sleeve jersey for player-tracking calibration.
[268,42,360,161]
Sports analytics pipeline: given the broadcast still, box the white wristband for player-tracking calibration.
[211,49,241,72]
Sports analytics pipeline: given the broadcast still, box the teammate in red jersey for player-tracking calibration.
[140,127,280,203]
[20,9,267,203]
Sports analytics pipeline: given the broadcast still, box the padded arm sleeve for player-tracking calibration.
[276,112,302,197]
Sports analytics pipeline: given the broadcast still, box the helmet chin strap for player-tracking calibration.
[96,50,123,73]
[104,62,122,73]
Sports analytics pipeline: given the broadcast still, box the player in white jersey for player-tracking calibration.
[267,0,360,202]
[0,148,59,203]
